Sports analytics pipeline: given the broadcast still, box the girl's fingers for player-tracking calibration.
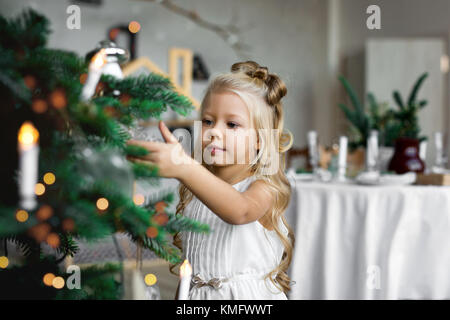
[159,120,178,144]
[127,139,162,151]
[127,156,156,166]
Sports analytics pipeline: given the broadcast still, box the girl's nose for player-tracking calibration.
[210,127,223,140]
[204,126,223,142]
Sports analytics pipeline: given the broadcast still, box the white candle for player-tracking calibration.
[18,122,39,210]
[307,131,318,169]
[178,259,192,300]
[434,132,444,167]
[366,130,379,171]
[81,48,107,101]
[338,136,348,168]
[419,140,427,162]
[338,136,348,178]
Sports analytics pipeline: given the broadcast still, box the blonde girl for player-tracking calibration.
[128,61,295,300]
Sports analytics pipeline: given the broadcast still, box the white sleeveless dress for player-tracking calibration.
[180,175,289,300]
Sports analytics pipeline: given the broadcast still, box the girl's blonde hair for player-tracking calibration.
[170,61,295,294]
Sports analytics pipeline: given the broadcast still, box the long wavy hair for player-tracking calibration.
[170,61,295,294]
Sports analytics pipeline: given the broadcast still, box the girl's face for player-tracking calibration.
[201,91,258,166]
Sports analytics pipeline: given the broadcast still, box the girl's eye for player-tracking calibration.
[227,122,239,129]
[202,119,213,126]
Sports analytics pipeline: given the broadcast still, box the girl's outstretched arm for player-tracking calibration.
[178,160,273,225]
[127,121,273,225]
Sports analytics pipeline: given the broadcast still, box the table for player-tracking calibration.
[284,174,450,300]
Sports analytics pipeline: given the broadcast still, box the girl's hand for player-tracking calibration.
[126,121,195,178]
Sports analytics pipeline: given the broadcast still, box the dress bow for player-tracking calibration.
[191,274,226,290]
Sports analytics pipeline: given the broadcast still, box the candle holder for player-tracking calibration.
[81,40,130,101]
[85,40,130,71]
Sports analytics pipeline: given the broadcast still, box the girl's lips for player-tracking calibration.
[212,147,224,154]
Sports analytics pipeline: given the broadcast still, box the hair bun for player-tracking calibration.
[231,61,269,82]
[231,60,287,106]
[251,67,269,82]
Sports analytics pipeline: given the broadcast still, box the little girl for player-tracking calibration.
[128,61,295,300]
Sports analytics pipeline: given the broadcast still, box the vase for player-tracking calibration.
[388,137,425,174]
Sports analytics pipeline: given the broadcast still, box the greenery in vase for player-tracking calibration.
[338,72,428,150]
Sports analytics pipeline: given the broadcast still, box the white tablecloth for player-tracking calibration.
[285,174,450,300]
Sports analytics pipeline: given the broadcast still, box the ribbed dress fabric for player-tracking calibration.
[181,175,288,300]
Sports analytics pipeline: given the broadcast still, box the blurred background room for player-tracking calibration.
[0,0,449,300]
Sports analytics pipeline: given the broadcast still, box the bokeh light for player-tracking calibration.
[43,172,56,185]
[15,209,29,222]
[24,75,36,90]
[31,99,48,114]
[52,276,65,289]
[43,273,55,286]
[133,194,145,206]
[50,89,67,109]
[146,226,158,238]
[155,201,166,214]
[152,213,169,226]
[36,205,53,221]
[28,223,51,242]
[79,73,88,84]
[0,256,9,269]
[128,21,141,33]
[35,183,45,196]
[96,197,109,211]
[144,273,157,286]
[46,233,60,248]
[62,218,75,232]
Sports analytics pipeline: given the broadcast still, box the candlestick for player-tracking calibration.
[178,259,192,300]
[18,122,39,210]
[81,48,107,101]
[337,136,348,180]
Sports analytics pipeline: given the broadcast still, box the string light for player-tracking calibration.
[96,197,109,211]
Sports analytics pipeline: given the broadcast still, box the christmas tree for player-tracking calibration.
[0,8,208,299]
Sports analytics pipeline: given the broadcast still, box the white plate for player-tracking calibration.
[356,172,417,186]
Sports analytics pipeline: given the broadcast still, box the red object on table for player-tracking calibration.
[388,137,425,174]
